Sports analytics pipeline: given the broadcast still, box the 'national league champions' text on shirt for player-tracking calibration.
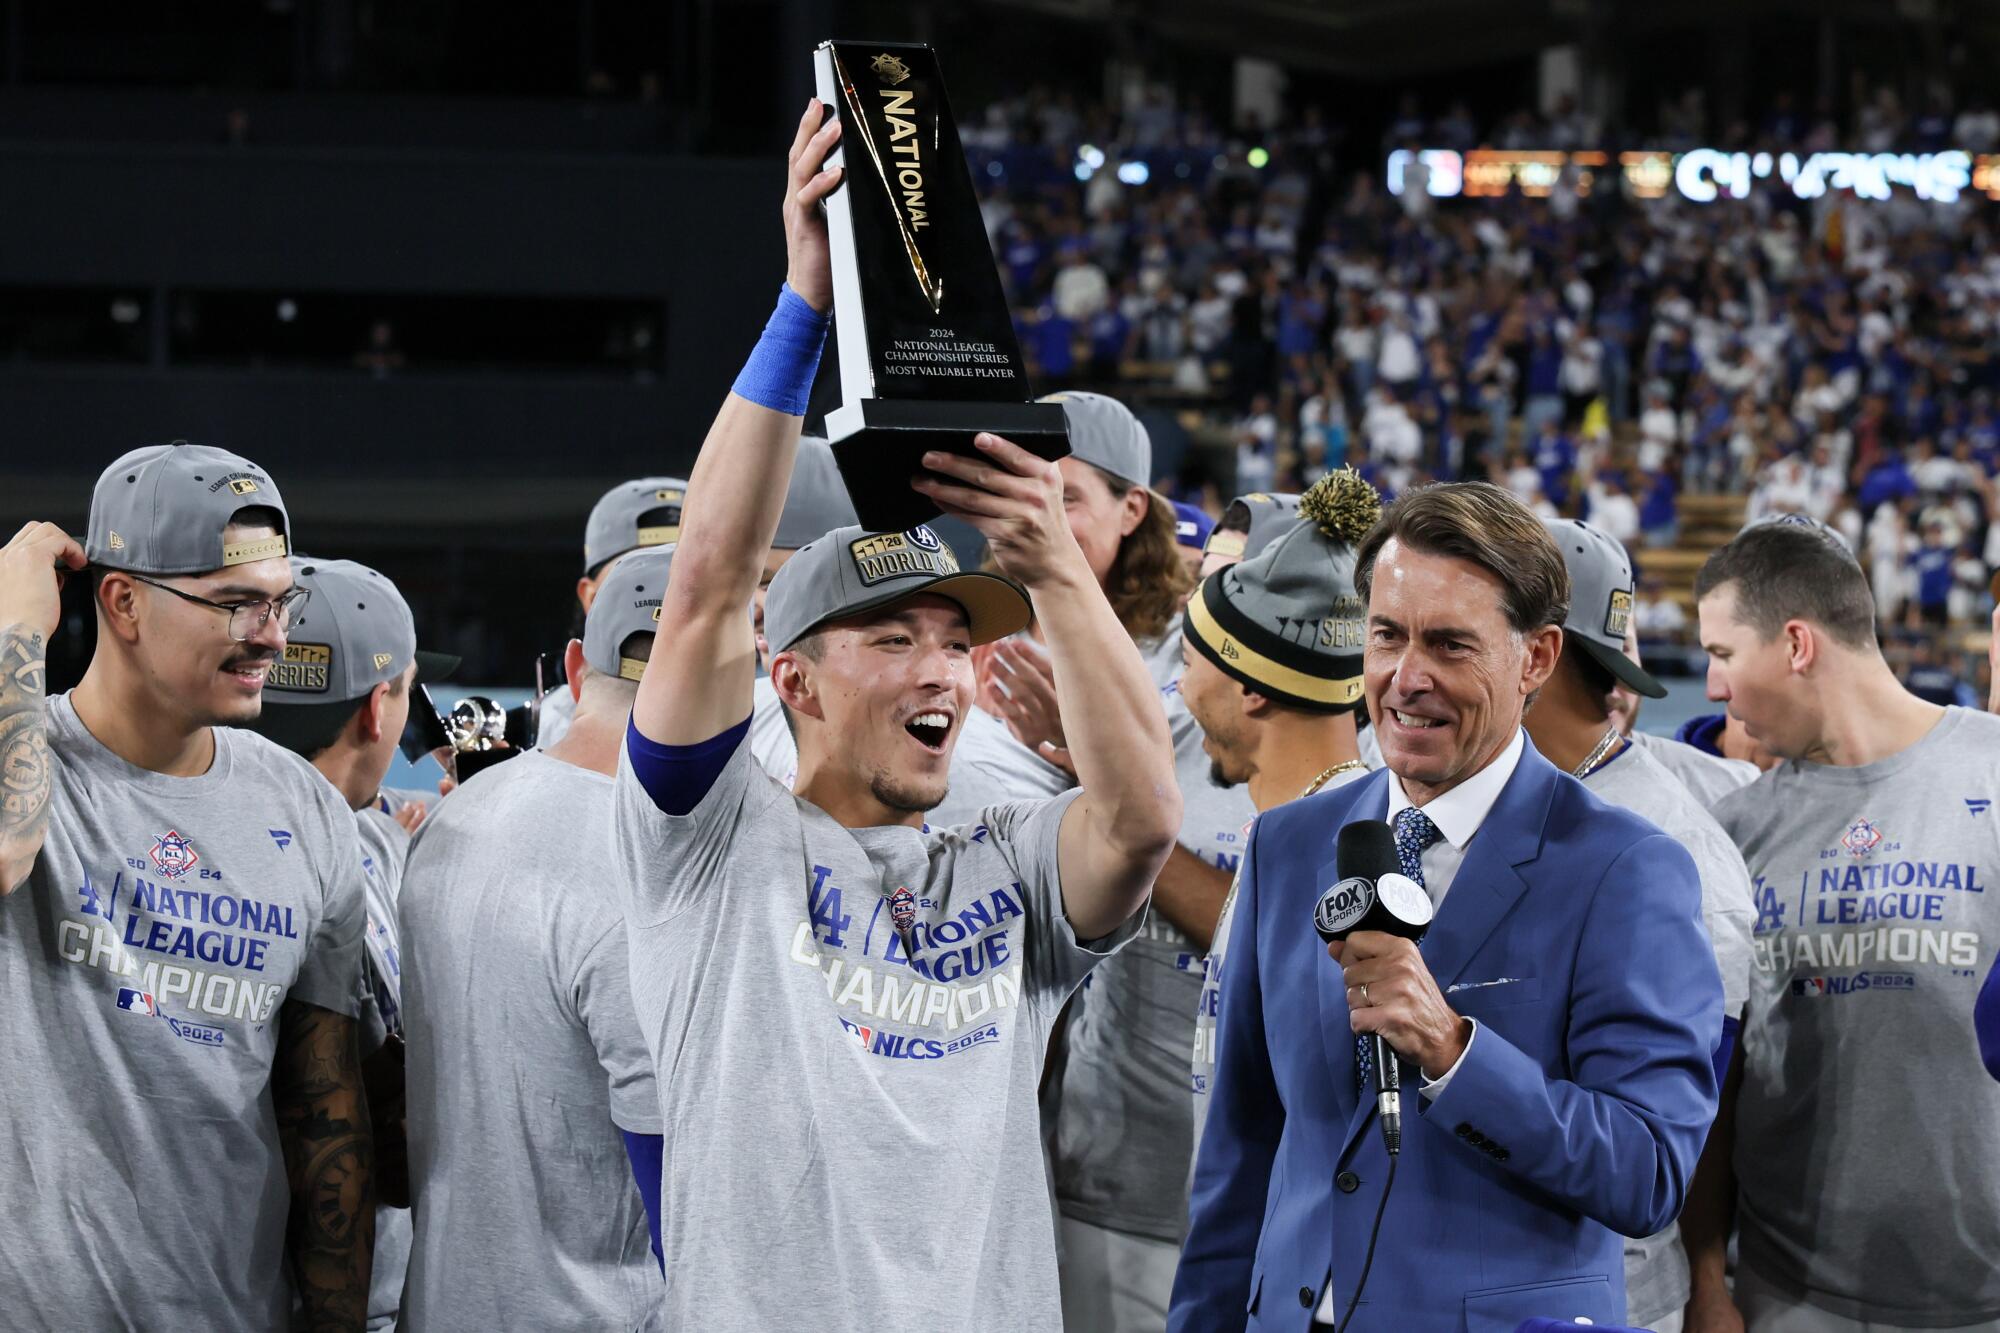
[1717,707,2000,1327]
[611,733,1137,1332]
[0,694,365,1331]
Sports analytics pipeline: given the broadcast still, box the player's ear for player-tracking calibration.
[564,639,587,704]
[356,681,392,745]
[771,651,824,723]
[95,569,143,644]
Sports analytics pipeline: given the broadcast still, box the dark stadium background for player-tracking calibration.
[4,0,1994,714]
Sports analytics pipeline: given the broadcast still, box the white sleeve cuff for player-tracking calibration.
[1418,1019,1479,1100]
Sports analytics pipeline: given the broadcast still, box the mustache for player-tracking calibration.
[221,651,278,669]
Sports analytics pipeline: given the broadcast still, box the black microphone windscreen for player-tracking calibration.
[1336,819,1399,882]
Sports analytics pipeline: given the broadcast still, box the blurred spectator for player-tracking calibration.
[355,320,405,377]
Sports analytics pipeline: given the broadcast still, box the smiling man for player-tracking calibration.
[1174,481,1722,1332]
[608,100,1179,1332]
[0,444,374,1330]
[1682,521,2000,1333]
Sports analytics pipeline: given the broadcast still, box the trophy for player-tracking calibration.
[445,695,520,784]
[813,40,1070,532]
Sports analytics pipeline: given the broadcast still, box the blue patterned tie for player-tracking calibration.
[1356,807,1444,1093]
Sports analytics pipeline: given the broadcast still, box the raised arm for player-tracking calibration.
[0,522,84,896]
[918,436,1179,940]
[632,100,843,746]
[273,998,375,1332]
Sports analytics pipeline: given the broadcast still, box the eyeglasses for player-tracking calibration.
[129,574,311,642]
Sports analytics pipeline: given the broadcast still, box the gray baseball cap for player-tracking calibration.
[1205,492,1302,564]
[1185,471,1380,713]
[251,556,461,754]
[86,442,291,574]
[775,436,862,551]
[582,545,673,682]
[1036,391,1150,488]
[1741,510,1862,566]
[1543,518,1666,699]
[584,476,688,575]
[762,523,1030,656]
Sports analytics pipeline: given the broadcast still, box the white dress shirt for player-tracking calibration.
[1318,729,1527,1324]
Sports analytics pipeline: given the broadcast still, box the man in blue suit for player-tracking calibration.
[1173,482,1723,1332]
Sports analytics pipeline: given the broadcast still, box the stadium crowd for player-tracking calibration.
[969,81,2000,700]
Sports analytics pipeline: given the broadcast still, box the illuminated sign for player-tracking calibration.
[1386,146,1996,205]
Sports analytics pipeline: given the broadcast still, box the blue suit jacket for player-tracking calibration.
[1171,737,1723,1333]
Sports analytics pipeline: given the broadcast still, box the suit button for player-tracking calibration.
[1336,1171,1360,1193]
[1299,1287,1314,1308]
[1455,1122,1472,1138]
[1468,1131,1488,1148]
[1495,1149,1510,1162]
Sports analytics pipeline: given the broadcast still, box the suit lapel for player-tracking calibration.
[1335,740,1559,1166]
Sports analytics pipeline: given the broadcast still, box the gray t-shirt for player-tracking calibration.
[400,750,662,1332]
[0,693,364,1331]
[749,675,1071,827]
[612,733,1132,1331]
[1629,728,1759,808]
[1717,707,2000,1326]
[1054,685,1255,1242]
[1583,741,1757,1330]
[353,807,412,1332]
[535,682,576,750]
[1190,765,1368,1158]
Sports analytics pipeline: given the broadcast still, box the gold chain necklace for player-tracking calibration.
[1302,758,1369,798]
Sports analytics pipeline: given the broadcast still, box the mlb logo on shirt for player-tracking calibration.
[839,1017,874,1050]
[116,988,158,1016]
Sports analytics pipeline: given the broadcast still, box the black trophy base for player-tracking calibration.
[825,398,1071,533]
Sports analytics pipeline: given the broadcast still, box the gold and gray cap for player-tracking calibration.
[583,545,674,682]
[774,436,861,551]
[1184,471,1380,713]
[762,523,1029,655]
[1203,491,1302,564]
[86,442,291,574]
[1036,391,1150,487]
[251,555,460,754]
[584,476,689,574]
[1542,518,1667,698]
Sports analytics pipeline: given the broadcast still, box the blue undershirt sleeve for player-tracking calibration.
[625,714,751,817]
[621,1130,665,1275]
[1714,1013,1740,1090]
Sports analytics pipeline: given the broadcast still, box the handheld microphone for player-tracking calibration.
[1317,819,1434,1154]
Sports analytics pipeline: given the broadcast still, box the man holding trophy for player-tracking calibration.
[608,54,1181,1332]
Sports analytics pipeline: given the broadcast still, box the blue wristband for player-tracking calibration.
[731,283,830,416]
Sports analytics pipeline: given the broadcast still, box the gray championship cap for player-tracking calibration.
[1741,510,1862,566]
[1204,492,1303,564]
[1037,391,1150,488]
[763,523,1030,656]
[1543,518,1667,699]
[582,545,674,682]
[583,476,689,575]
[86,441,292,574]
[251,556,461,754]
[775,436,862,551]
[1184,470,1381,713]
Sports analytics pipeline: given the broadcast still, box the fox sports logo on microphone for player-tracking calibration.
[1314,875,1376,940]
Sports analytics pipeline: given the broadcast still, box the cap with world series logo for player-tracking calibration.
[85,441,292,574]
[250,556,460,754]
[583,476,690,575]
[582,544,675,682]
[1542,517,1667,699]
[761,523,1030,656]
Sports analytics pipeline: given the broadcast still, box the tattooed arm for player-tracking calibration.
[273,998,375,1332]
[0,522,84,896]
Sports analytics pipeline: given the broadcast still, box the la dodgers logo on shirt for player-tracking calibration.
[149,830,200,879]
[1840,819,1883,859]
